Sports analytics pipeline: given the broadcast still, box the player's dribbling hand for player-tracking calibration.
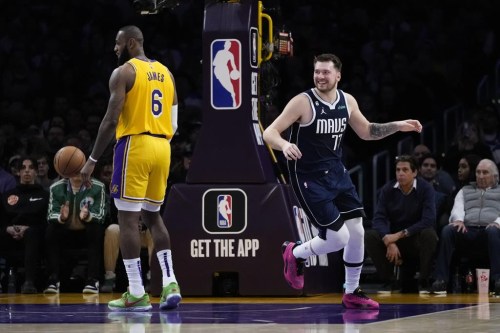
[282,142,302,160]
[80,160,96,188]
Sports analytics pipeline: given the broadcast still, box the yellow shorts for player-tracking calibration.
[110,134,171,209]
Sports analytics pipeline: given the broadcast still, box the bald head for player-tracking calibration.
[115,25,145,65]
[476,159,499,189]
[119,25,144,45]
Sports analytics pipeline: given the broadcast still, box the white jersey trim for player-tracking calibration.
[300,91,317,127]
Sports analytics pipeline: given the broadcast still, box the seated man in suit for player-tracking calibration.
[365,155,438,294]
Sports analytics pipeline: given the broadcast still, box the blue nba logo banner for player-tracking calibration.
[210,39,241,110]
[217,194,232,228]
[202,189,247,234]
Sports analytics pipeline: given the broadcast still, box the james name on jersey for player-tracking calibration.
[147,71,165,82]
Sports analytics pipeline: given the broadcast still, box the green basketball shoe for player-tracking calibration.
[159,282,182,310]
[108,291,152,312]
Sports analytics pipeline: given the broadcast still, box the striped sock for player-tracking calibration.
[157,249,177,286]
[123,258,145,297]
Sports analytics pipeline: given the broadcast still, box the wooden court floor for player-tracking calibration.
[2,292,500,332]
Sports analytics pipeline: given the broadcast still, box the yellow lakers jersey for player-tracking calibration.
[116,58,175,140]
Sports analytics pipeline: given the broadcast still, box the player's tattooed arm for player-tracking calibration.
[369,122,399,139]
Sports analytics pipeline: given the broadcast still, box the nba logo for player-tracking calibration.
[211,39,241,110]
[217,194,232,228]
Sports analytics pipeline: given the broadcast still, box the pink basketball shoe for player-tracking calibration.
[342,287,379,309]
[282,241,305,289]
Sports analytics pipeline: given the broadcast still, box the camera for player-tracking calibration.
[132,0,180,15]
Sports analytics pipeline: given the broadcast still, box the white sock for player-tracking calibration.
[157,249,177,286]
[344,265,362,294]
[343,217,365,294]
[123,258,145,297]
[293,226,349,259]
[292,240,314,259]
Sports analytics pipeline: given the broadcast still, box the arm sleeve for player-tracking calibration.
[170,104,178,140]
[47,184,65,224]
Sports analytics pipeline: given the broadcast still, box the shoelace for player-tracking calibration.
[353,288,369,298]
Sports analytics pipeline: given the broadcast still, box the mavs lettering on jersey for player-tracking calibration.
[288,89,350,173]
[316,118,347,150]
[211,39,241,109]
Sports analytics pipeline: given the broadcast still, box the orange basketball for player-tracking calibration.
[53,146,86,178]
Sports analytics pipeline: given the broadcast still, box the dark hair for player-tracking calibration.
[419,152,440,169]
[395,155,418,172]
[16,156,38,170]
[461,154,482,183]
[314,54,342,72]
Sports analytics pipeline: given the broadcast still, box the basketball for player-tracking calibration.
[53,146,86,178]
[230,70,240,80]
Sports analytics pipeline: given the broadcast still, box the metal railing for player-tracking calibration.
[476,74,490,106]
[349,164,363,202]
[371,150,391,217]
[420,121,437,153]
[397,135,414,156]
[442,104,465,150]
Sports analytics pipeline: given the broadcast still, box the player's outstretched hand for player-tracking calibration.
[398,119,422,133]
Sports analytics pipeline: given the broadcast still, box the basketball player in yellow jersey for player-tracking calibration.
[80,25,181,312]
